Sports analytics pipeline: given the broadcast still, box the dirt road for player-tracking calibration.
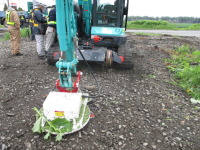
[0,34,200,149]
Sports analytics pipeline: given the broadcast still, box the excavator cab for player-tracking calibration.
[90,0,129,48]
[95,3,117,27]
[93,0,128,28]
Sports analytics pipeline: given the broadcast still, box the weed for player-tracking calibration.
[163,79,178,86]
[184,116,190,120]
[165,44,200,101]
[193,106,200,110]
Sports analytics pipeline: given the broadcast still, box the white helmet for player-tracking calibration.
[35,2,46,7]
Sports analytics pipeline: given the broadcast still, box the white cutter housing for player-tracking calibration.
[43,92,82,121]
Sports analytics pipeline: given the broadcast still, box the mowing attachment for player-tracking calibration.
[32,92,91,141]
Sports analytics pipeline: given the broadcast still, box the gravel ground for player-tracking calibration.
[0,34,200,150]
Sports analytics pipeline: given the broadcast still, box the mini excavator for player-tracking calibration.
[46,0,132,68]
[32,0,132,140]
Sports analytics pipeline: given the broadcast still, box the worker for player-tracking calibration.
[20,15,25,28]
[32,2,47,59]
[45,6,57,52]
[28,9,35,40]
[6,3,22,56]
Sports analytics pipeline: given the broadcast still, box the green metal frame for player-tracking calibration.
[78,0,92,37]
[56,0,78,88]
[55,0,129,88]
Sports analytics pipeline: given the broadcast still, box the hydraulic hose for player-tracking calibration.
[78,48,102,98]
[50,48,102,99]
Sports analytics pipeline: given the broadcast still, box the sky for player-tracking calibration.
[131,0,200,17]
[0,0,200,17]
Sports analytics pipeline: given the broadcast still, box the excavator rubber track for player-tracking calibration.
[115,42,134,70]
[46,44,60,65]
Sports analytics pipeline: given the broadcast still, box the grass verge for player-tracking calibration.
[164,45,200,101]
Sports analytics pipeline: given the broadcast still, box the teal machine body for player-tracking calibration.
[54,0,131,89]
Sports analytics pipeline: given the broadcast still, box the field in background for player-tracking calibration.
[127,20,200,30]
[171,23,193,28]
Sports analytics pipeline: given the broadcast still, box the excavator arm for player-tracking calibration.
[55,0,79,90]
[56,0,92,90]
[78,0,92,37]
[32,0,131,140]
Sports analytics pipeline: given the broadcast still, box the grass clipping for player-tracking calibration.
[32,99,90,141]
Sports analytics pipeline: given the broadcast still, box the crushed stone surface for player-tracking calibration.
[0,34,200,150]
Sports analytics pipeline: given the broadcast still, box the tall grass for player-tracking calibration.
[165,45,200,100]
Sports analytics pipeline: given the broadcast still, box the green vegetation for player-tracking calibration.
[135,32,162,36]
[1,28,30,41]
[32,98,90,141]
[3,32,10,40]
[127,20,175,30]
[165,45,200,101]
[171,23,193,28]
[127,20,200,30]
[187,24,200,30]
[128,16,200,24]
[3,3,8,11]
[0,25,4,28]
[20,28,31,38]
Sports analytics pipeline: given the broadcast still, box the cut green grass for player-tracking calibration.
[32,97,90,141]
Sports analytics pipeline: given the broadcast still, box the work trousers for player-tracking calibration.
[45,27,56,51]
[9,29,20,55]
[35,34,45,56]
[30,26,35,40]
